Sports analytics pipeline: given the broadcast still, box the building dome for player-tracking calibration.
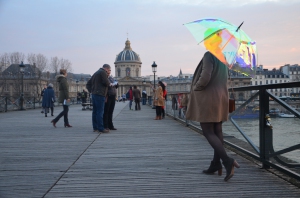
[115,39,141,63]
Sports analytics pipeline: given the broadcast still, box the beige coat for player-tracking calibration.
[153,86,165,106]
[186,52,228,123]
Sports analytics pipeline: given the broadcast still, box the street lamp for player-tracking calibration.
[151,62,157,109]
[152,61,157,88]
[19,61,25,110]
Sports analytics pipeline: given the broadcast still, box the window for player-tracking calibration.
[270,80,273,84]
[275,80,277,83]
[266,80,268,84]
[126,68,131,77]
[255,81,257,85]
[117,68,121,77]
[260,81,262,85]
[4,84,9,91]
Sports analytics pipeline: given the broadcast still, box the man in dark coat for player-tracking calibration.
[86,64,111,133]
[103,76,118,130]
[42,83,56,117]
[132,85,141,110]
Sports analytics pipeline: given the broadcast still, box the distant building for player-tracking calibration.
[280,64,300,94]
[114,39,151,97]
[0,63,91,101]
[253,65,290,96]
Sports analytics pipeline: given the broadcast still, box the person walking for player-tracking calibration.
[103,75,118,131]
[51,69,72,128]
[81,89,87,104]
[132,85,141,110]
[42,83,55,117]
[179,93,188,118]
[142,90,147,105]
[161,82,167,118]
[40,85,47,113]
[185,49,240,181]
[122,93,126,103]
[127,86,133,110]
[86,64,111,133]
[153,81,165,120]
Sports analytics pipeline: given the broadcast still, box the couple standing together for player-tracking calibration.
[86,64,118,133]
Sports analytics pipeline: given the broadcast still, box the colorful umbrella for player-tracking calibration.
[184,18,257,77]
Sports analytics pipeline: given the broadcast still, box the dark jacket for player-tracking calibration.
[142,91,147,98]
[56,74,69,103]
[42,87,55,108]
[132,88,141,99]
[86,68,110,96]
[107,76,118,96]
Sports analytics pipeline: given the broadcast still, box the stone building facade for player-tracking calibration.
[114,39,151,97]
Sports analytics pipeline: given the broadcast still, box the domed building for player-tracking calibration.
[114,39,151,98]
[114,39,142,78]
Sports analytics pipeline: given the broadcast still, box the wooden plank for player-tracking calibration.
[0,102,299,198]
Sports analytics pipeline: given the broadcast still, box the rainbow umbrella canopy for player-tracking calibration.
[184,18,257,77]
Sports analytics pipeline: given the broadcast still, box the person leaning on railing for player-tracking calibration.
[153,81,166,120]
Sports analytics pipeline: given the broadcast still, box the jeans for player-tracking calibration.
[129,100,133,110]
[92,94,106,131]
[53,105,69,124]
[142,98,146,105]
[103,95,116,129]
[135,98,141,110]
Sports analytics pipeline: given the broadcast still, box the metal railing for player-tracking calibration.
[0,96,78,112]
[166,82,300,181]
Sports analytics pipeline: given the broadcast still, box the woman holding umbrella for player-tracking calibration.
[185,28,240,181]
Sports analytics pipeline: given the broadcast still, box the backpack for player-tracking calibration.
[126,91,130,99]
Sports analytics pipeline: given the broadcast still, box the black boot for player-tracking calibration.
[203,161,222,175]
[222,158,240,181]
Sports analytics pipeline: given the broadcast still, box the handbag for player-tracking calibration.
[229,98,235,113]
[228,72,235,113]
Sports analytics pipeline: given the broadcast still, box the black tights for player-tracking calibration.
[200,122,229,163]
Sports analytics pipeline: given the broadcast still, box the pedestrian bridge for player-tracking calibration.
[0,102,300,198]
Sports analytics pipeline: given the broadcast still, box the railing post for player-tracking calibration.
[259,88,271,169]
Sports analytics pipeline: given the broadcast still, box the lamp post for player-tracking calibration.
[152,61,157,88]
[19,61,25,110]
[151,61,157,108]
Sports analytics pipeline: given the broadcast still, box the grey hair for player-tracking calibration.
[103,64,111,69]
[48,83,53,87]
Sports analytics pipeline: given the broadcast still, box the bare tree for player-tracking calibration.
[9,52,25,64]
[60,58,72,73]
[49,56,61,75]
[27,53,49,100]
[0,53,10,96]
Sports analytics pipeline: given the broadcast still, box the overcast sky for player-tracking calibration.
[1,0,300,76]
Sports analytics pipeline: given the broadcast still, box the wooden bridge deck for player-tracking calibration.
[0,102,299,198]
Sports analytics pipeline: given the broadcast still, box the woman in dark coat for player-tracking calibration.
[51,69,72,128]
[42,83,55,117]
[186,32,240,181]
